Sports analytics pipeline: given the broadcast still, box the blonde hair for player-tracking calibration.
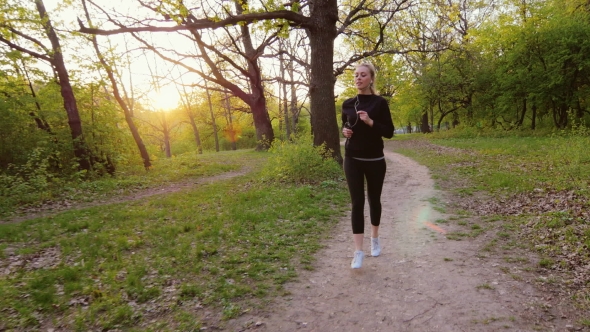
[356,62,378,95]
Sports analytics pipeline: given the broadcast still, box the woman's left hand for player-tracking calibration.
[357,111,374,127]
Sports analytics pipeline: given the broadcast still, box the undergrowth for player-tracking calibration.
[259,136,343,185]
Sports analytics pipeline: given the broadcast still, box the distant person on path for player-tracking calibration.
[341,62,394,269]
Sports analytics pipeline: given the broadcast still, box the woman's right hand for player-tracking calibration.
[343,127,353,138]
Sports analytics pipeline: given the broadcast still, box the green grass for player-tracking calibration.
[476,283,495,290]
[0,150,259,218]
[393,134,590,194]
[0,146,349,330]
[390,131,590,313]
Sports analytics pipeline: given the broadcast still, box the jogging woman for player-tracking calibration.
[341,62,394,269]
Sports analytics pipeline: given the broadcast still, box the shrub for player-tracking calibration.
[259,136,343,184]
[0,148,54,206]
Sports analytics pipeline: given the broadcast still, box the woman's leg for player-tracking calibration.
[366,159,386,256]
[344,157,366,251]
[365,159,386,228]
[371,225,379,239]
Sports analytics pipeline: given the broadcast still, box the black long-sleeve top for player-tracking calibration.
[341,94,394,159]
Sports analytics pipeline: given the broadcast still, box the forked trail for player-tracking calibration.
[226,142,570,332]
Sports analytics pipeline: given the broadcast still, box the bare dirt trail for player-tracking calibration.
[226,142,574,332]
[1,167,250,224]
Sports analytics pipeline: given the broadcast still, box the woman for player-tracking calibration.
[341,62,394,269]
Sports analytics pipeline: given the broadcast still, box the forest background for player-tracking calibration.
[2,0,590,201]
[1,0,590,330]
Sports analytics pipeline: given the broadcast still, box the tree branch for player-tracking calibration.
[0,36,52,62]
[78,10,310,35]
[6,26,52,54]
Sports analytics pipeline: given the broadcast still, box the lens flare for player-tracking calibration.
[223,124,242,143]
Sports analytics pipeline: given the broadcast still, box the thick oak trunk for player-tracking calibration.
[237,8,274,150]
[250,97,273,149]
[420,111,431,133]
[308,0,341,163]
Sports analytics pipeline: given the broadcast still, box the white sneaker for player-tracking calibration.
[371,238,381,257]
[351,250,365,269]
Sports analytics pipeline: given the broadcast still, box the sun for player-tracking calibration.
[151,86,181,111]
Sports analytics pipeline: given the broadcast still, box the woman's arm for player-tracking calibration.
[371,99,394,138]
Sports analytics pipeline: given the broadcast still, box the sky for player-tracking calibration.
[40,0,347,112]
[42,0,185,111]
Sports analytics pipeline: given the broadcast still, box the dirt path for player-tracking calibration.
[225,144,574,332]
[1,167,250,224]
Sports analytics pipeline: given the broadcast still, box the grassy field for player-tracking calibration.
[391,131,590,324]
[0,145,348,331]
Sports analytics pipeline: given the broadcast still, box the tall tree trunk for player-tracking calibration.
[552,102,558,128]
[236,1,274,149]
[82,0,151,169]
[278,53,284,135]
[452,112,460,128]
[289,59,299,136]
[36,0,94,171]
[282,66,290,140]
[278,40,291,139]
[420,111,431,133]
[437,100,443,131]
[560,106,568,128]
[308,0,341,162]
[576,98,584,120]
[430,102,435,132]
[224,92,237,151]
[531,102,537,130]
[517,98,527,127]
[204,81,220,152]
[187,112,203,154]
[161,112,172,158]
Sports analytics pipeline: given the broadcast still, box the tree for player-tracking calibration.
[81,0,152,169]
[0,0,108,172]
[78,0,412,163]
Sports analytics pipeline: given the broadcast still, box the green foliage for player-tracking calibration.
[0,148,52,195]
[259,136,343,184]
[0,147,64,211]
[390,0,590,133]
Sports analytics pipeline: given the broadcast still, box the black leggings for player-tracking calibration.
[344,156,387,234]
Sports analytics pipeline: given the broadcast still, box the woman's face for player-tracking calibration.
[354,66,372,92]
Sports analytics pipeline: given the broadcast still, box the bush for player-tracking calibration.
[0,148,53,199]
[259,136,343,184]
